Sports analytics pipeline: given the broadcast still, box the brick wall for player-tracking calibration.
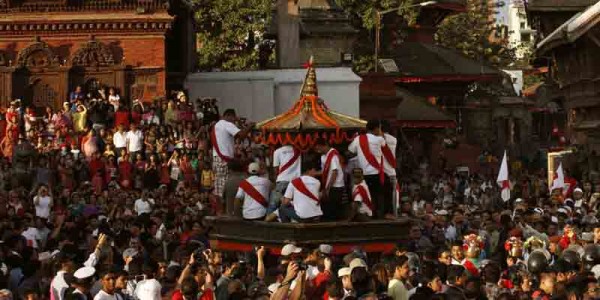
[0,34,167,100]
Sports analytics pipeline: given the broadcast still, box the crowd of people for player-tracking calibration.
[0,85,597,300]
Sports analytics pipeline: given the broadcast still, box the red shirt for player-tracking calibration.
[171,288,214,300]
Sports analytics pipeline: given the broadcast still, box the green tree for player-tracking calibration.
[334,0,422,73]
[192,0,273,71]
[435,0,516,68]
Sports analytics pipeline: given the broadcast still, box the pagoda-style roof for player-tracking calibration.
[0,0,168,12]
[255,57,365,149]
[395,89,456,129]
[387,42,503,83]
[526,0,596,12]
[536,1,600,54]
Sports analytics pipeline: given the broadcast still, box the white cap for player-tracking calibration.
[533,208,544,215]
[319,244,333,255]
[349,258,368,271]
[74,267,95,279]
[281,244,302,256]
[551,216,559,224]
[557,208,568,215]
[515,198,523,204]
[248,162,260,175]
[338,267,351,277]
[434,209,448,216]
[574,188,583,194]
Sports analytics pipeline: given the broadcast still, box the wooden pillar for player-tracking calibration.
[0,67,12,107]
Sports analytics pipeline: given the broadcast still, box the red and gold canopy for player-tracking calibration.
[255,57,366,150]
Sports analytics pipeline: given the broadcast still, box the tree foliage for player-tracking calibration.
[334,0,421,73]
[191,0,273,71]
[435,0,516,68]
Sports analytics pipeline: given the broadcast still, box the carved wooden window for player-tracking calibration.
[31,80,56,108]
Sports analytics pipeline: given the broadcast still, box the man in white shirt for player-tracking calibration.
[112,124,127,158]
[211,109,254,200]
[279,161,322,223]
[348,120,386,218]
[315,140,344,221]
[271,144,301,211]
[94,269,120,300]
[235,162,272,220]
[381,120,398,218]
[125,123,143,158]
[134,191,155,216]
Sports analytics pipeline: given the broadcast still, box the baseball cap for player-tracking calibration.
[574,188,583,194]
[349,258,368,271]
[338,267,351,277]
[281,244,302,256]
[248,162,260,175]
[319,244,333,255]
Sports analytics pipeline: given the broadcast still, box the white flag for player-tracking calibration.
[497,151,510,202]
[551,163,565,191]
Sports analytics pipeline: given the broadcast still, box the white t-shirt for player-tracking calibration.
[348,133,386,176]
[134,278,161,300]
[22,227,40,249]
[235,176,272,219]
[320,149,344,188]
[213,120,240,159]
[126,130,144,152]
[34,195,52,219]
[284,176,322,219]
[352,181,373,217]
[113,131,127,148]
[273,145,301,183]
[109,95,120,111]
[94,290,119,300]
[134,198,155,215]
[383,133,397,176]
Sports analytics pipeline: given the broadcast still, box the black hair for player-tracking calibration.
[366,119,380,131]
[350,267,372,298]
[388,255,409,273]
[380,119,391,133]
[227,159,245,173]
[301,157,320,174]
[223,109,236,118]
[482,262,501,284]
[446,265,466,284]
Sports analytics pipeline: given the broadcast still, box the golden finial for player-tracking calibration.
[300,56,318,97]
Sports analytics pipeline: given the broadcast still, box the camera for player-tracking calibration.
[293,259,307,271]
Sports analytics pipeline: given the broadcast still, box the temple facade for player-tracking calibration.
[0,0,195,109]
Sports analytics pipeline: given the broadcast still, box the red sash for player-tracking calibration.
[321,149,340,189]
[381,144,396,168]
[239,180,268,207]
[210,126,232,162]
[359,134,384,184]
[278,147,300,175]
[352,184,373,211]
[292,177,320,203]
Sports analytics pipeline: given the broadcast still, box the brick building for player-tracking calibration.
[0,0,195,109]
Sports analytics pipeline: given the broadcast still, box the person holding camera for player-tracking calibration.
[33,185,53,220]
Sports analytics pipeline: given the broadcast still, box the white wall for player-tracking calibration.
[184,68,361,122]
